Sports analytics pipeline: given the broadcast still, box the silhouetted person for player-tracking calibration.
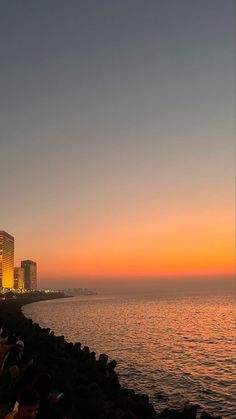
[33,373,63,419]
[4,387,39,419]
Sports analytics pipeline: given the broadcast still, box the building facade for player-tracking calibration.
[0,231,14,289]
[14,267,25,290]
[21,260,37,290]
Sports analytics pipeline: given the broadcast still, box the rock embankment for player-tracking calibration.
[0,297,223,419]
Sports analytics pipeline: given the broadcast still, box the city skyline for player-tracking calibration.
[1,1,235,289]
[0,230,37,291]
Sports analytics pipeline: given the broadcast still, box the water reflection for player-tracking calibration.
[23,293,235,417]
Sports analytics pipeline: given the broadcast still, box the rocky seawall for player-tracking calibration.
[0,296,223,419]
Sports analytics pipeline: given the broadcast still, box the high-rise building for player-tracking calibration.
[21,260,37,290]
[14,267,25,290]
[0,231,14,289]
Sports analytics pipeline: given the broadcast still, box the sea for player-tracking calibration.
[22,289,236,418]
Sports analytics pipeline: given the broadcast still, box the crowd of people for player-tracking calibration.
[0,311,127,419]
[0,320,66,419]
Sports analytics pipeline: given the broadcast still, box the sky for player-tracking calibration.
[0,1,235,289]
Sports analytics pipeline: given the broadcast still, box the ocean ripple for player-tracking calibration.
[23,293,236,418]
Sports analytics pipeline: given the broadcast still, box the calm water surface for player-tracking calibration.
[23,293,236,418]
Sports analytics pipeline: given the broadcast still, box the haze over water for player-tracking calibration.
[23,286,236,418]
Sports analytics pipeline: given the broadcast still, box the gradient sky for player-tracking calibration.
[0,1,235,288]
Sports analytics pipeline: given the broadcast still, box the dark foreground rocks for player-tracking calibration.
[0,297,223,419]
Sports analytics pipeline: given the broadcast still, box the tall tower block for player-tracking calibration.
[21,260,37,290]
[0,231,14,289]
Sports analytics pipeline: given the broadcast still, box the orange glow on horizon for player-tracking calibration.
[57,242,232,277]
[14,198,234,282]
